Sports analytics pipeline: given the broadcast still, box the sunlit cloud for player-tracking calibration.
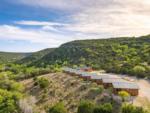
[0,25,68,47]
[12,0,150,37]
[1,0,150,52]
[15,20,67,26]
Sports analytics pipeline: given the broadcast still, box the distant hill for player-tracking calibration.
[33,35,150,66]
[0,52,31,63]
[17,48,55,65]
[27,35,150,78]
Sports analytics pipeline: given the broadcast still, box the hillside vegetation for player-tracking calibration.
[17,48,55,65]
[21,73,107,113]
[0,63,149,113]
[26,35,150,78]
[0,34,150,113]
[0,52,30,63]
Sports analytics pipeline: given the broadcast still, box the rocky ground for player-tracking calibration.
[21,72,112,113]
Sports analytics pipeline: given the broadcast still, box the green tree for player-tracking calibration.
[36,77,49,89]
[0,89,22,113]
[48,102,67,113]
[93,103,113,113]
[122,104,148,113]
[118,91,130,102]
[77,100,94,113]
[132,65,146,77]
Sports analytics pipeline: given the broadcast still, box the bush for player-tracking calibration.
[48,102,67,113]
[36,77,49,89]
[118,91,130,102]
[0,79,24,92]
[122,104,148,113]
[77,100,94,113]
[90,86,103,94]
[93,103,113,113]
[0,89,22,113]
[132,65,146,78]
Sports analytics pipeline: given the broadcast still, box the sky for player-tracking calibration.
[0,0,150,52]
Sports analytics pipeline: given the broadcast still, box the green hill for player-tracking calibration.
[17,48,55,65]
[0,52,30,63]
[30,35,150,78]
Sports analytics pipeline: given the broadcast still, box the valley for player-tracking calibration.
[21,72,108,113]
[20,71,150,113]
[0,35,149,113]
[1,1,150,112]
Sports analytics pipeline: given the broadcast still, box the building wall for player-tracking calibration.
[81,68,93,72]
[103,83,113,89]
[95,79,103,85]
[113,88,139,96]
[81,76,91,81]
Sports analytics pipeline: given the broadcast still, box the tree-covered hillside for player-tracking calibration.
[0,52,30,63]
[17,48,55,65]
[30,35,150,78]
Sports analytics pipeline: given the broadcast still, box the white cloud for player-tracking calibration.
[13,0,150,37]
[2,0,150,51]
[15,20,67,26]
[15,20,68,33]
[0,25,70,47]
[13,0,150,12]
[0,24,107,51]
[12,0,84,11]
[64,0,150,37]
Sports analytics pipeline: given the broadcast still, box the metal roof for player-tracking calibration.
[112,82,139,89]
[98,73,120,78]
[91,75,110,80]
[102,78,126,83]
[81,72,92,77]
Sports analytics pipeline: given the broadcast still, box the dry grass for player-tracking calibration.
[21,72,109,113]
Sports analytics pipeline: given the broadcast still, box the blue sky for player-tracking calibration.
[0,0,150,52]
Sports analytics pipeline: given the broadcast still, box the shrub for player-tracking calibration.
[132,65,146,78]
[48,102,67,113]
[0,79,24,92]
[90,86,103,94]
[77,100,94,113]
[122,104,148,113]
[93,103,113,113]
[0,89,22,113]
[118,91,130,102]
[36,77,49,89]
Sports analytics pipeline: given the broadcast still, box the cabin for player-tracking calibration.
[62,67,70,74]
[73,70,83,77]
[79,66,93,72]
[102,78,125,89]
[62,67,77,76]
[69,69,77,76]
[67,68,74,75]
[90,74,110,84]
[112,82,139,96]
[80,72,94,81]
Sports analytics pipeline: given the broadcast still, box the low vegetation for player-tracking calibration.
[93,103,113,113]
[0,35,149,112]
[16,35,150,79]
[0,62,149,113]
[0,63,61,113]
[122,104,149,113]
[48,102,67,113]
[17,48,55,66]
[118,91,130,102]
[0,52,30,63]
[34,77,49,89]
[0,63,61,80]
[0,65,24,113]
[77,100,94,113]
